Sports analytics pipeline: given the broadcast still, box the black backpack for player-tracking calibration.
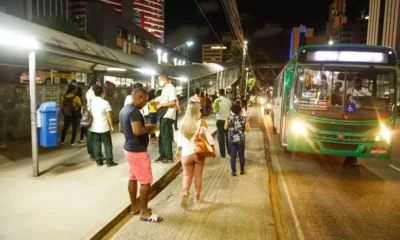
[62,94,75,116]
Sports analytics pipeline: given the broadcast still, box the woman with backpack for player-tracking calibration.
[60,84,82,146]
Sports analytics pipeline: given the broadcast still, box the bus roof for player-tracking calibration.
[296,44,396,56]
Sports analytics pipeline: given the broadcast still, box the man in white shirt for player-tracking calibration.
[155,74,177,163]
[90,87,118,167]
[213,89,232,158]
[346,77,371,101]
[85,77,99,161]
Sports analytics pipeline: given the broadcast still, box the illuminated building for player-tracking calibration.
[289,25,313,58]
[367,0,400,53]
[202,44,227,63]
[133,0,165,42]
[71,0,165,42]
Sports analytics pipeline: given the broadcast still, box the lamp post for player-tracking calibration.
[0,29,40,176]
[240,40,248,97]
[244,68,249,99]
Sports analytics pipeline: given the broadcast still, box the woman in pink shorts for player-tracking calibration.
[175,101,216,208]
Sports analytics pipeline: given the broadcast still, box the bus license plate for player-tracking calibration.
[371,148,388,154]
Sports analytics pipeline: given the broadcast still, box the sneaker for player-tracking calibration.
[240,171,246,175]
[97,162,104,167]
[231,172,237,176]
[106,161,118,167]
[77,140,85,144]
[70,143,76,146]
[161,159,173,164]
[60,142,65,145]
[154,156,165,163]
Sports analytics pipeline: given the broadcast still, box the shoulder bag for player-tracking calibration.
[194,120,214,158]
[80,99,92,128]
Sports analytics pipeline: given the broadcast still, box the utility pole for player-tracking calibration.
[244,69,249,99]
[240,40,248,98]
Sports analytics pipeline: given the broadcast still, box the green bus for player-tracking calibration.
[271,44,398,160]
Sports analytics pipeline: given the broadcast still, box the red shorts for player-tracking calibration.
[124,150,153,184]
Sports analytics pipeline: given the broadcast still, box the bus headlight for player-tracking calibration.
[267,103,272,109]
[377,124,392,143]
[292,120,307,137]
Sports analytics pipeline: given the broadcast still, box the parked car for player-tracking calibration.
[20,70,76,85]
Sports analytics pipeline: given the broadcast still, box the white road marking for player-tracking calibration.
[389,164,400,172]
[264,116,305,240]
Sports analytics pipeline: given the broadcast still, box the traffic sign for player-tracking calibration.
[346,103,356,113]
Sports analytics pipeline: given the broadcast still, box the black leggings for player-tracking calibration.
[80,127,87,141]
[61,115,78,144]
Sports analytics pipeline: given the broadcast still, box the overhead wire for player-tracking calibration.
[220,0,244,47]
[194,0,242,59]
[220,0,243,52]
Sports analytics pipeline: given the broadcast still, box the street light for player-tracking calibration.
[329,40,334,45]
[174,41,194,57]
[0,28,40,176]
[186,41,194,47]
[107,67,127,72]
[138,68,157,76]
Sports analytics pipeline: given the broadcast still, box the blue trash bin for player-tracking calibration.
[38,102,58,147]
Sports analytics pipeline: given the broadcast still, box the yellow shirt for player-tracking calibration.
[62,93,82,111]
[148,99,157,113]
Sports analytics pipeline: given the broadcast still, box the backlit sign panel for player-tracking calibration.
[307,51,388,63]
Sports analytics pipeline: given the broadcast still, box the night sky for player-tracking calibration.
[165,0,370,63]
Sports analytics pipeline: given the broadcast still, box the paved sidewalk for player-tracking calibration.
[108,107,278,240]
[0,115,217,240]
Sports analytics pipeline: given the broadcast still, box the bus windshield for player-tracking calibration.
[294,66,396,120]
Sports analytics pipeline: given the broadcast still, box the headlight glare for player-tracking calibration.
[292,120,307,137]
[380,124,391,143]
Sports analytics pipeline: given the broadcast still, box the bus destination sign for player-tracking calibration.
[306,51,388,64]
[298,98,328,110]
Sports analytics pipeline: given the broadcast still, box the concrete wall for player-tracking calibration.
[0,83,129,143]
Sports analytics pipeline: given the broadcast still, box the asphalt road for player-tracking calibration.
[263,112,400,240]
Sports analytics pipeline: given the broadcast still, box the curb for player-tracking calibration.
[258,107,290,240]
[89,128,217,240]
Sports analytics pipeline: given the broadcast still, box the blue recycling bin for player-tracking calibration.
[38,102,58,147]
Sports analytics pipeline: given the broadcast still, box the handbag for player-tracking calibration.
[80,100,92,128]
[194,120,214,158]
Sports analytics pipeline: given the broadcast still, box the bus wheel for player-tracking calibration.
[343,156,358,166]
[44,78,51,85]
